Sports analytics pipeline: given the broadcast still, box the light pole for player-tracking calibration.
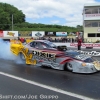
[12,14,13,31]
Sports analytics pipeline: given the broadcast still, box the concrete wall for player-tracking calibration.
[84,27,100,42]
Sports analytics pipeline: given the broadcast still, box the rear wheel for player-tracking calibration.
[20,52,25,61]
[14,52,26,64]
[19,53,31,65]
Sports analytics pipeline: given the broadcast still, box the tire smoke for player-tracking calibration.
[0,39,24,64]
[0,39,17,60]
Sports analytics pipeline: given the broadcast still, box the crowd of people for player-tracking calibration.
[17,37,79,43]
[34,37,78,43]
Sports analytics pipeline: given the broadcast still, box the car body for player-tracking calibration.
[10,40,100,73]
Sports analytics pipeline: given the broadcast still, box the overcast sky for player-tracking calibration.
[0,0,100,27]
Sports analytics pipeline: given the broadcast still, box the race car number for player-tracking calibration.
[32,50,56,61]
[32,51,55,58]
[21,48,56,62]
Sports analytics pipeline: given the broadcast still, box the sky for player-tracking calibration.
[0,0,100,27]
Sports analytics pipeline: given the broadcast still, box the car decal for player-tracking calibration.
[32,50,56,61]
[20,48,57,64]
[75,54,91,60]
[77,51,100,56]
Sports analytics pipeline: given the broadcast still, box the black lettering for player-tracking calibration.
[41,52,46,58]
[32,50,56,61]
[47,53,49,58]
[49,54,55,60]
[19,33,31,36]
[85,51,88,55]
[32,51,34,55]
[37,51,40,56]
[40,52,45,57]
[32,51,36,55]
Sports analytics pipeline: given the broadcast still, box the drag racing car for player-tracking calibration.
[10,40,100,73]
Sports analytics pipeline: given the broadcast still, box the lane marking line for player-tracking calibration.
[0,71,94,100]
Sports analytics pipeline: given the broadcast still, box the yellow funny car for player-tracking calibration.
[10,40,37,65]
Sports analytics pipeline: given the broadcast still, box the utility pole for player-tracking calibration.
[12,14,13,31]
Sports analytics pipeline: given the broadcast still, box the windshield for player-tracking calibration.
[44,40,56,47]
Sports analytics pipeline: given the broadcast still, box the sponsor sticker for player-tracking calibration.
[7,32,15,36]
[77,51,100,56]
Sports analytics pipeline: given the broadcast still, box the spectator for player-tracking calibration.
[72,38,74,43]
[55,38,57,42]
[18,37,20,41]
[77,37,82,50]
[20,37,24,43]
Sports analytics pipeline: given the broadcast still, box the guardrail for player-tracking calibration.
[54,43,100,49]
[2,39,100,49]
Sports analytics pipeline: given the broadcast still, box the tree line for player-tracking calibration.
[0,3,83,32]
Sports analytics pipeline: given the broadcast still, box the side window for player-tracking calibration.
[30,42,37,48]
[30,42,34,47]
[41,42,51,48]
[35,42,39,48]
[85,8,92,14]
[30,42,44,49]
[38,42,43,49]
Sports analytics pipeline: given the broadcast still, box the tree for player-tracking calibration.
[0,3,81,32]
[76,25,83,32]
[0,3,25,30]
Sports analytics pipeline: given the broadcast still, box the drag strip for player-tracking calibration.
[0,71,92,100]
[0,58,100,100]
[0,72,80,100]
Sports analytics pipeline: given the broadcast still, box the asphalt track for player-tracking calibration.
[0,48,100,100]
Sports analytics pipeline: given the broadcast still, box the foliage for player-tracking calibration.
[0,3,83,32]
[13,23,82,32]
[0,3,25,30]
[76,25,83,32]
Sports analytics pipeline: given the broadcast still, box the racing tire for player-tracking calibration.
[20,52,26,61]
[19,53,31,65]
[65,63,73,71]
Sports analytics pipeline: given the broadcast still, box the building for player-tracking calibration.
[83,3,100,42]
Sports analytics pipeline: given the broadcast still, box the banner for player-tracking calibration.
[32,31,44,37]
[84,14,100,20]
[4,31,18,37]
[45,32,56,36]
[0,30,4,37]
[18,31,32,37]
[70,43,100,47]
[56,32,67,37]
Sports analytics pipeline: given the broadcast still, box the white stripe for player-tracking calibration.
[0,72,94,100]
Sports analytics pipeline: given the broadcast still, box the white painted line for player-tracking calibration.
[0,71,94,100]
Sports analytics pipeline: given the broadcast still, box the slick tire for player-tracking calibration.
[20,52,26,61]
[65,63,73,71]
[19,53,31,65]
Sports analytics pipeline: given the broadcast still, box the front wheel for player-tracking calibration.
[65,63,73,71]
